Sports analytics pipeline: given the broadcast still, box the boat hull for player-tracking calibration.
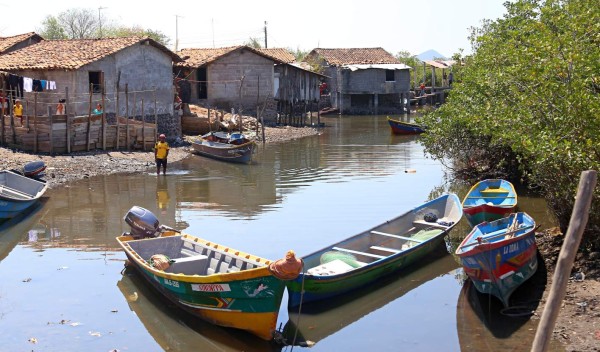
[387,117,425,135]
[456,212,538,307]
[192,139,255,164]
[287,194,463,307]
[462,179,518,227]
[287,235,446,306]
[118,234,286,340]
[463,203,516,227]
[0,170,48,220]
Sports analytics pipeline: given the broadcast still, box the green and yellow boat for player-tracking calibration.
[117,207,300,340]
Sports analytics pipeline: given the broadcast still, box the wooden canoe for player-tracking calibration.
[0,170,48,220]
[455,212,538,308]
[117,230,294,340]
[191,131,256,164]
[286,194,463,308]
[387,116,426,135]
[461,179,517,227]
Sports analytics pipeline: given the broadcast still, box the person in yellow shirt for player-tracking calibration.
[154,134,170,175]
[14,99,23,125]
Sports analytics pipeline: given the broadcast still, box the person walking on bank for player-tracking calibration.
[154,134,170,175]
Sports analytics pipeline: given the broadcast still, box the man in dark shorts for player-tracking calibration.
[154,134,170,175]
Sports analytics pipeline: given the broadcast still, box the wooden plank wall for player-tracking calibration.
[1,115,156,154]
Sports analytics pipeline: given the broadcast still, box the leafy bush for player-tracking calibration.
[420,0,600,251]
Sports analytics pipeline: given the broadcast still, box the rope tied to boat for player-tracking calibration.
[269,250,303,280]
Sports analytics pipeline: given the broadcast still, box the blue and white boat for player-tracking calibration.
[0,170,48,220]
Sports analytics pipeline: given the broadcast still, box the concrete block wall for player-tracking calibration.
[206,49,274,111]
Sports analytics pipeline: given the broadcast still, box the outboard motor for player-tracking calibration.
[23,161,46,179]
[123,206,160,239]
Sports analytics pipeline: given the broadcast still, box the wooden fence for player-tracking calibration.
[1,114,156,154]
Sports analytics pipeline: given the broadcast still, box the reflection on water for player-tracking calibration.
[0,115,561,351]
[456,254,563,351]
[118,267,281,352]
[282,253,459,347]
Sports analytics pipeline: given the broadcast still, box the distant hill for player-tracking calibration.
[416,49,447,61]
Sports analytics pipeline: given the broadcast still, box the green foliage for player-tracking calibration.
[104,26,171,46]
[37,16,67,39]
[419,0,600,250]
[289,47,309,62]
[245,37,262,49]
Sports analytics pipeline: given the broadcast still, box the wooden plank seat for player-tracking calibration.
[412,220,449,229]
[166,254,209,275]
[370,245,402,254]
[331,246,386,259]
[0,185,32,200]
[466,196,516,199]
[370,230,425,243]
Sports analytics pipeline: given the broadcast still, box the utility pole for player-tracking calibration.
[175,15,183,52]
[98,7,107,38]
[264,21,267,48]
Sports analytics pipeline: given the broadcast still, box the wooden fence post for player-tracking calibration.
[48,105,53,155]
[102,80,106,150]
[87,84,93,151]
[33,92,37,153]
[125,84,130,150]
[116,86,120,149]
[142,98,145,151]
[9,93,15,144]
[153,89,157,145]
[66,87,70,153]
[531,170,598,352]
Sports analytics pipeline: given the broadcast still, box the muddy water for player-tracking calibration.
[0,114,563,351]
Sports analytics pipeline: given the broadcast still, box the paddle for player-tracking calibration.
[458,225,537,250]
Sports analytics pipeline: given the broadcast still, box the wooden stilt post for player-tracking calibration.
[142,98,145,151]
[33,92,37,153]
[87,84,93,151]
[133,91,137,149]
[125,84,130,150]
[153,90,157,145]
[9,93,15,144]
[531,170,597,352]
[116,86,120,149]
[101,80,106,150]
[66,87,71,153]
[48,105,53,155]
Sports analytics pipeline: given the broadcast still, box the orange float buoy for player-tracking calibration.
[269,250,303,280]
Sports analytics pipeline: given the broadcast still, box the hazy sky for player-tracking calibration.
[1,0,508,57]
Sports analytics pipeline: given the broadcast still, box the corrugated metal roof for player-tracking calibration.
[344,63,411,71]
[424,60,455,68]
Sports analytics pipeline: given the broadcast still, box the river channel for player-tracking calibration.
[0,114,563,351]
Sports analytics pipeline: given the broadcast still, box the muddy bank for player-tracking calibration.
[533,229,600,351]
[1,125,320,188]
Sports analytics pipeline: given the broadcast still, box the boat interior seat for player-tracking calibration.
[166,254,209,275]
[412,219,449,229]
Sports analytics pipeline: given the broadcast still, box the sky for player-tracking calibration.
[0,0,508,58]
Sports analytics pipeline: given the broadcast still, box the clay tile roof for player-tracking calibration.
[256,48,296,63]
[0,32,43,53]
[0,36,180,71]
[309,48,400,66]
[176,46,242,67]
[176,45,284,68]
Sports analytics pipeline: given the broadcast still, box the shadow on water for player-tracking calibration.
[118,267,282,352]
[456,251,564,351]
[281,250,458,347]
